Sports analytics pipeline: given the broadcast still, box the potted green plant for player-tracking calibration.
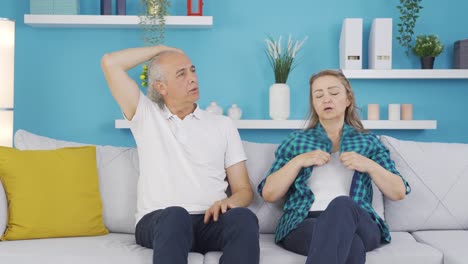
[413,34,444,69]
[138,0,170,89]
[265,35,307,120]
[139,0,170,46]
[396,0,423,57]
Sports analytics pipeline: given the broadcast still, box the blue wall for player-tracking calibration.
[1,0,468,146]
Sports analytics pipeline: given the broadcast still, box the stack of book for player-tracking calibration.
[454,39,468,69]
[30,0,80,15]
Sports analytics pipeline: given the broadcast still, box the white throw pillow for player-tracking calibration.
[14,130,139,234]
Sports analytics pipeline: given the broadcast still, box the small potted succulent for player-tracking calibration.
[413,34,444,69]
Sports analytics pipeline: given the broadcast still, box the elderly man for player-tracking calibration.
[101,45,260,264]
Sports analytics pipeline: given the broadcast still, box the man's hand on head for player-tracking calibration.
[203,198,238,224]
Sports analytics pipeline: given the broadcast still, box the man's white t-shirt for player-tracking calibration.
[307,152,354,211]
[128,93,246,224]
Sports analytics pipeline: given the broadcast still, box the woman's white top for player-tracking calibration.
[307,152,354,211]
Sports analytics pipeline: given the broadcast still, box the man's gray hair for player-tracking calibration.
[146,50,180,109]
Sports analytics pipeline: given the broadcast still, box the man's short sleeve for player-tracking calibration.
[125,91,151,124]
[224,118,246,168]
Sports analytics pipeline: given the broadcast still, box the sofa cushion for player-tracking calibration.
[412,231,468,264]
[243,141,284,234]
[0,146,108,240]
[203,232,442,264]
[0,233,204,264]
[242,141,385,234]
[381,136,468,231]
[14,130,139,234]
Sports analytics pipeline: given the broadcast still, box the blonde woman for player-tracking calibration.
[258,70,411,264]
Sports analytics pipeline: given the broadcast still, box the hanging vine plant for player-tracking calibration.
[138,0,170,89]
[396,0,423,57]
[139,0,170,46]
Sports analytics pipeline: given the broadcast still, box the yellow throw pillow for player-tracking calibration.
[0,146,109,240]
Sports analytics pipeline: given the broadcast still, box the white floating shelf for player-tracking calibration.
[115,119,437,130]
[341,69,468,79]
[361,120,437,130]
[24,15,213,29]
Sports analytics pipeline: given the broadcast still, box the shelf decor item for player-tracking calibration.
[30,0,53,14]
[140,64,148,88]
[401,104,413,120]
[339,18,363,69]
[139,0,170,45]
[367,104,380,120]
[227,104,242,120]
[454,39,468,69]
[413,34,444,69]
[396,0,423,58]
[31,0,79,15]
[0,18,15,147]
[100,0,111,15]
[368,18,392,70]
[187,0,203,16]
[116,0,126,15]
[388,104,401,121]
[138,0,170,86]
[265,34,307,120]
[206,102,223,115]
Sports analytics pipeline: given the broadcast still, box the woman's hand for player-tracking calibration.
[295,149,331,168]
[340,151,375,173]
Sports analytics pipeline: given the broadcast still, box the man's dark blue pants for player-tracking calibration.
[136,206,260,264]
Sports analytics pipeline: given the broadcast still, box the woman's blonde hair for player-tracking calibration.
[305,69,366,132]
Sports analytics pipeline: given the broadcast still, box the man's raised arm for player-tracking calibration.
[101,45,180,120]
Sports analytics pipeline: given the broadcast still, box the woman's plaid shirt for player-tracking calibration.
[258,123,411,243]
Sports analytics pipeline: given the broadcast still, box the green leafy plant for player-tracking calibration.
[265,35,308,84]
[139,0,170,46]
[413,34,444,57]
[138,0,170,88]
[140,64,148,88]
[396,0,423,57]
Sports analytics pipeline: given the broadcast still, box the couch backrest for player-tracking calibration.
[381,135,468,232]
[243,141,284,233]
[5,129,386,236]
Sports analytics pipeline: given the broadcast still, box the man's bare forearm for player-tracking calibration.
[228,187,253,208]
[102,45,179,72]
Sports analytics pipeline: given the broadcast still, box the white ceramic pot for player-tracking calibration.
[206,101,223,115]
[228,104,242,120]
[269,83,290,120]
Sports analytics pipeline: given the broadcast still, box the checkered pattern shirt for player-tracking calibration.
[258,123,411,243]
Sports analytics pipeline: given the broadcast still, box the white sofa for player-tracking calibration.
[1,129,467,264]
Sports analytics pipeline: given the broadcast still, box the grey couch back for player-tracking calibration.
[7,130,468,237]
[381,135,468,232]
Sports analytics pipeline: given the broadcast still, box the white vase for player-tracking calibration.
[228,104,242,120]
[206,101,223,115]
[269,83,290,120]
